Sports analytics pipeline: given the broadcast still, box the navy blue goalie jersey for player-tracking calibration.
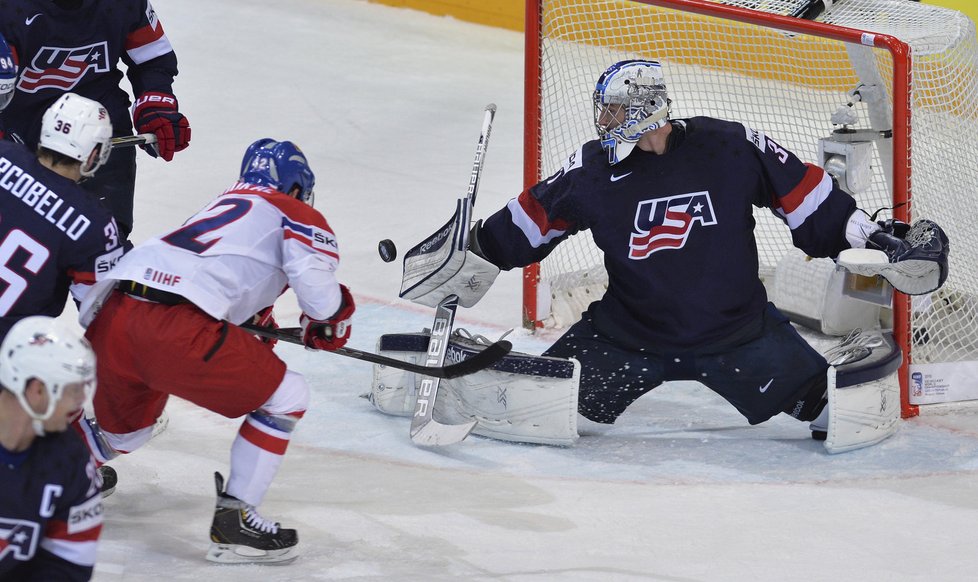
[0,140,126,340]
[0,0,179,146]
[479,117,858,351]
[0,430,102,581]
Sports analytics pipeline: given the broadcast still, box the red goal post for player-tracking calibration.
[523,0,978,418]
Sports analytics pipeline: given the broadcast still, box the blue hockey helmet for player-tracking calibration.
[0,33,15,111]
[593,59,671,165]
[240,139,316,205]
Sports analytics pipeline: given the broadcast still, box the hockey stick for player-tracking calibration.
[241,321,512,380]
[110,133,158,148]
[729,0,832,21]
[790,0,832,20]
[410,294,474,444]
[410,104,497,446]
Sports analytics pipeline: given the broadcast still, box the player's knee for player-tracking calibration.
[259,370,310,417]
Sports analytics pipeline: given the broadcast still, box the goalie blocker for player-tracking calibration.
[399,197,500,308]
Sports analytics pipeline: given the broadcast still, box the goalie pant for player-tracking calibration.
[544,302,829,426]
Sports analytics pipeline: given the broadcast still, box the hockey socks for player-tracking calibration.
[227,410,304,507]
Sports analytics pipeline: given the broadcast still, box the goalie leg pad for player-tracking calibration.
[370,332,581,446]
[822,330,902,454]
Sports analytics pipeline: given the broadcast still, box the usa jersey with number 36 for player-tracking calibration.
[0,431,103,581]
[80,182,344,327]
[479,117,859,351]
[0,140,126,341]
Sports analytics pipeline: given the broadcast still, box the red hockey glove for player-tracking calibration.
[251,306,278,348]
[300,285,355,351]
[133,91,191,161]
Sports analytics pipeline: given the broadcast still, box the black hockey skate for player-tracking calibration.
[205,472,299,564]
[98,465,118,498]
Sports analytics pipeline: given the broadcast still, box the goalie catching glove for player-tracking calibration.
[300,284,355,350]
[838,218,950,296]
[399,197,500,308]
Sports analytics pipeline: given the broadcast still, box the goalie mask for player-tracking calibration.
[240,138,316,206]
[39,93,113,178]
[0,33,14,111]
[0,316,96,431]
[593,59,671,165]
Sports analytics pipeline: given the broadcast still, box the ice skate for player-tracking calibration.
[205,472,298,565]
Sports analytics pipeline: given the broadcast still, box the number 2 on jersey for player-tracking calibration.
[162,198,253,253]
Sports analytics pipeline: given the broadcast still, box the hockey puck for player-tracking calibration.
[378,239,397,263]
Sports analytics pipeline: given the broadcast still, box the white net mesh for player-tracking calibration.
[529,0,978,372]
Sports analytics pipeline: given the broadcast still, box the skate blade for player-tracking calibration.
[205,543,298,565]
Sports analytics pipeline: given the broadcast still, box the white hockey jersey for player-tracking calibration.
[80,182,343,326]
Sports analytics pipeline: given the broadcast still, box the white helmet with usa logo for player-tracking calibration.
[593,59,671,165]
[39,92,113,178]
[0,316,96,426]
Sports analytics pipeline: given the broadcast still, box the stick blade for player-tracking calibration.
[410,418,478,446]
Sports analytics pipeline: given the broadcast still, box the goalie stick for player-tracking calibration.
[410,103,497,445]
[110,133,158,148]
[240,321,512,380]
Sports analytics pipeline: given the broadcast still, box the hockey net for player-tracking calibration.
[523,0,978,417]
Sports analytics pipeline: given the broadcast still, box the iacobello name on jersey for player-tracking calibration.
[0,156,91,240]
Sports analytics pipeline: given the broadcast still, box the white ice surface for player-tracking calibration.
[84,0,978,580]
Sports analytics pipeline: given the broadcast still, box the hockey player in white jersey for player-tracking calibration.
[75,139,355,564]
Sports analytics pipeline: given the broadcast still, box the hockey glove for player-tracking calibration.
[300,285,355,351]
[251,306,278,348]
[133,91,191,161]
[858,219,950,295]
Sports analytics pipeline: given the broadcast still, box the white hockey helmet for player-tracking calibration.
[0,316,96,425]
[39,93,113,178]
[593,59,671,165]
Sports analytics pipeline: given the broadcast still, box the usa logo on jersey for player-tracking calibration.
[629,191,717,259]
[0,518,40,561]
[18,42,111,93]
